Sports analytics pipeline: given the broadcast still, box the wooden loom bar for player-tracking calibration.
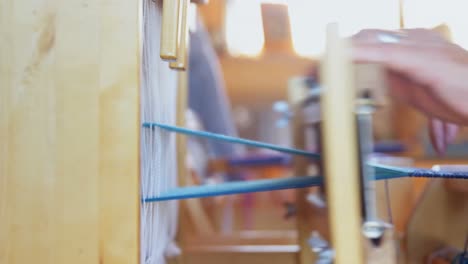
[320,24,364,263]
[170,69,189,264]
[161,0,181,61]
[292,109,315,264]
[170,0,190,70]
[0,0,140,263]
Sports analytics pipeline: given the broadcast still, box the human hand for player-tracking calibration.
[351,28,468,154]
[429,118,459,155]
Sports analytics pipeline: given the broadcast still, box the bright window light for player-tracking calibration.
[404,0,468,49]
[225,0,264,57]
[288,0,399,57]
[225,0,468,58]
[225,0,399,58]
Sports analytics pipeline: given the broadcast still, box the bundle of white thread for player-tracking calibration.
[141,1,179,263]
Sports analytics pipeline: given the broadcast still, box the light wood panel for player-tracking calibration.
[406,179,468,264]
[0,0,140,263]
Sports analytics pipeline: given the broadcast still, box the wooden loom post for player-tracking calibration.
[320,24,364,263]
[0,0,140,263]
[292,112,315,264]
[170,69,189,264]
[171,1,190,259]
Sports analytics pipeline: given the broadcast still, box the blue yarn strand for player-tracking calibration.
[143,122,320,159]
[141,123,468,202]
[143,168,468,202]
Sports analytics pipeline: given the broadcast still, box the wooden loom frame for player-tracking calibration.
[0,1,365,264]
[0,0,197,263]
[1,0,140,263]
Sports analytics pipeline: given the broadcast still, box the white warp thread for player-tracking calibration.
[141,1,179,263]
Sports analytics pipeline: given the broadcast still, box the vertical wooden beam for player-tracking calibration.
[174,70,189,264]
[320,24,364,264]
[292,109,315,264]
[98,0,140,262]
[176,68,189,210]
[0,0,141,263]
[55,0,100,262]
[0,0,12,260]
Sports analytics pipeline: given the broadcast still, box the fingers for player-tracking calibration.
[351,29,446,88]
[353,42,468,124]
[429,118,446,155]
[444,122,459,145]
[428,118,459,156]
[350,29,468,124]
[353,28,446,45]
[352,43,441,86]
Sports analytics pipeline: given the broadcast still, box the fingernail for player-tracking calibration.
[445,123,459,144]
[430,119,446,155]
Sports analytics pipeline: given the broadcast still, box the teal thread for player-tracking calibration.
[143,122,320,159]
[142,123,468,202]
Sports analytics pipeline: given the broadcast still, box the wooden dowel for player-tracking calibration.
[168,70,188,264]
[170,0,190,70]
[320,23,364,264]
[161,0,181,60]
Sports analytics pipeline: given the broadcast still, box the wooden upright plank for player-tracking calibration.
[55,0,100,262]
[98,0,140,262]
[291,108,315,264]
[320,24,364,264]
[0,0,141,263]
[2,1,67,263]
[174,70,188,264]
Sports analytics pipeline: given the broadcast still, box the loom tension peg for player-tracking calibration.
[162,0,205,69]
[169,0,190,70]
[355,98,383,109]
[308,231,334,264]
[362,220,393,246]
[160,0,181,61]
[306,192,327,209]
[273,101,293,127]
